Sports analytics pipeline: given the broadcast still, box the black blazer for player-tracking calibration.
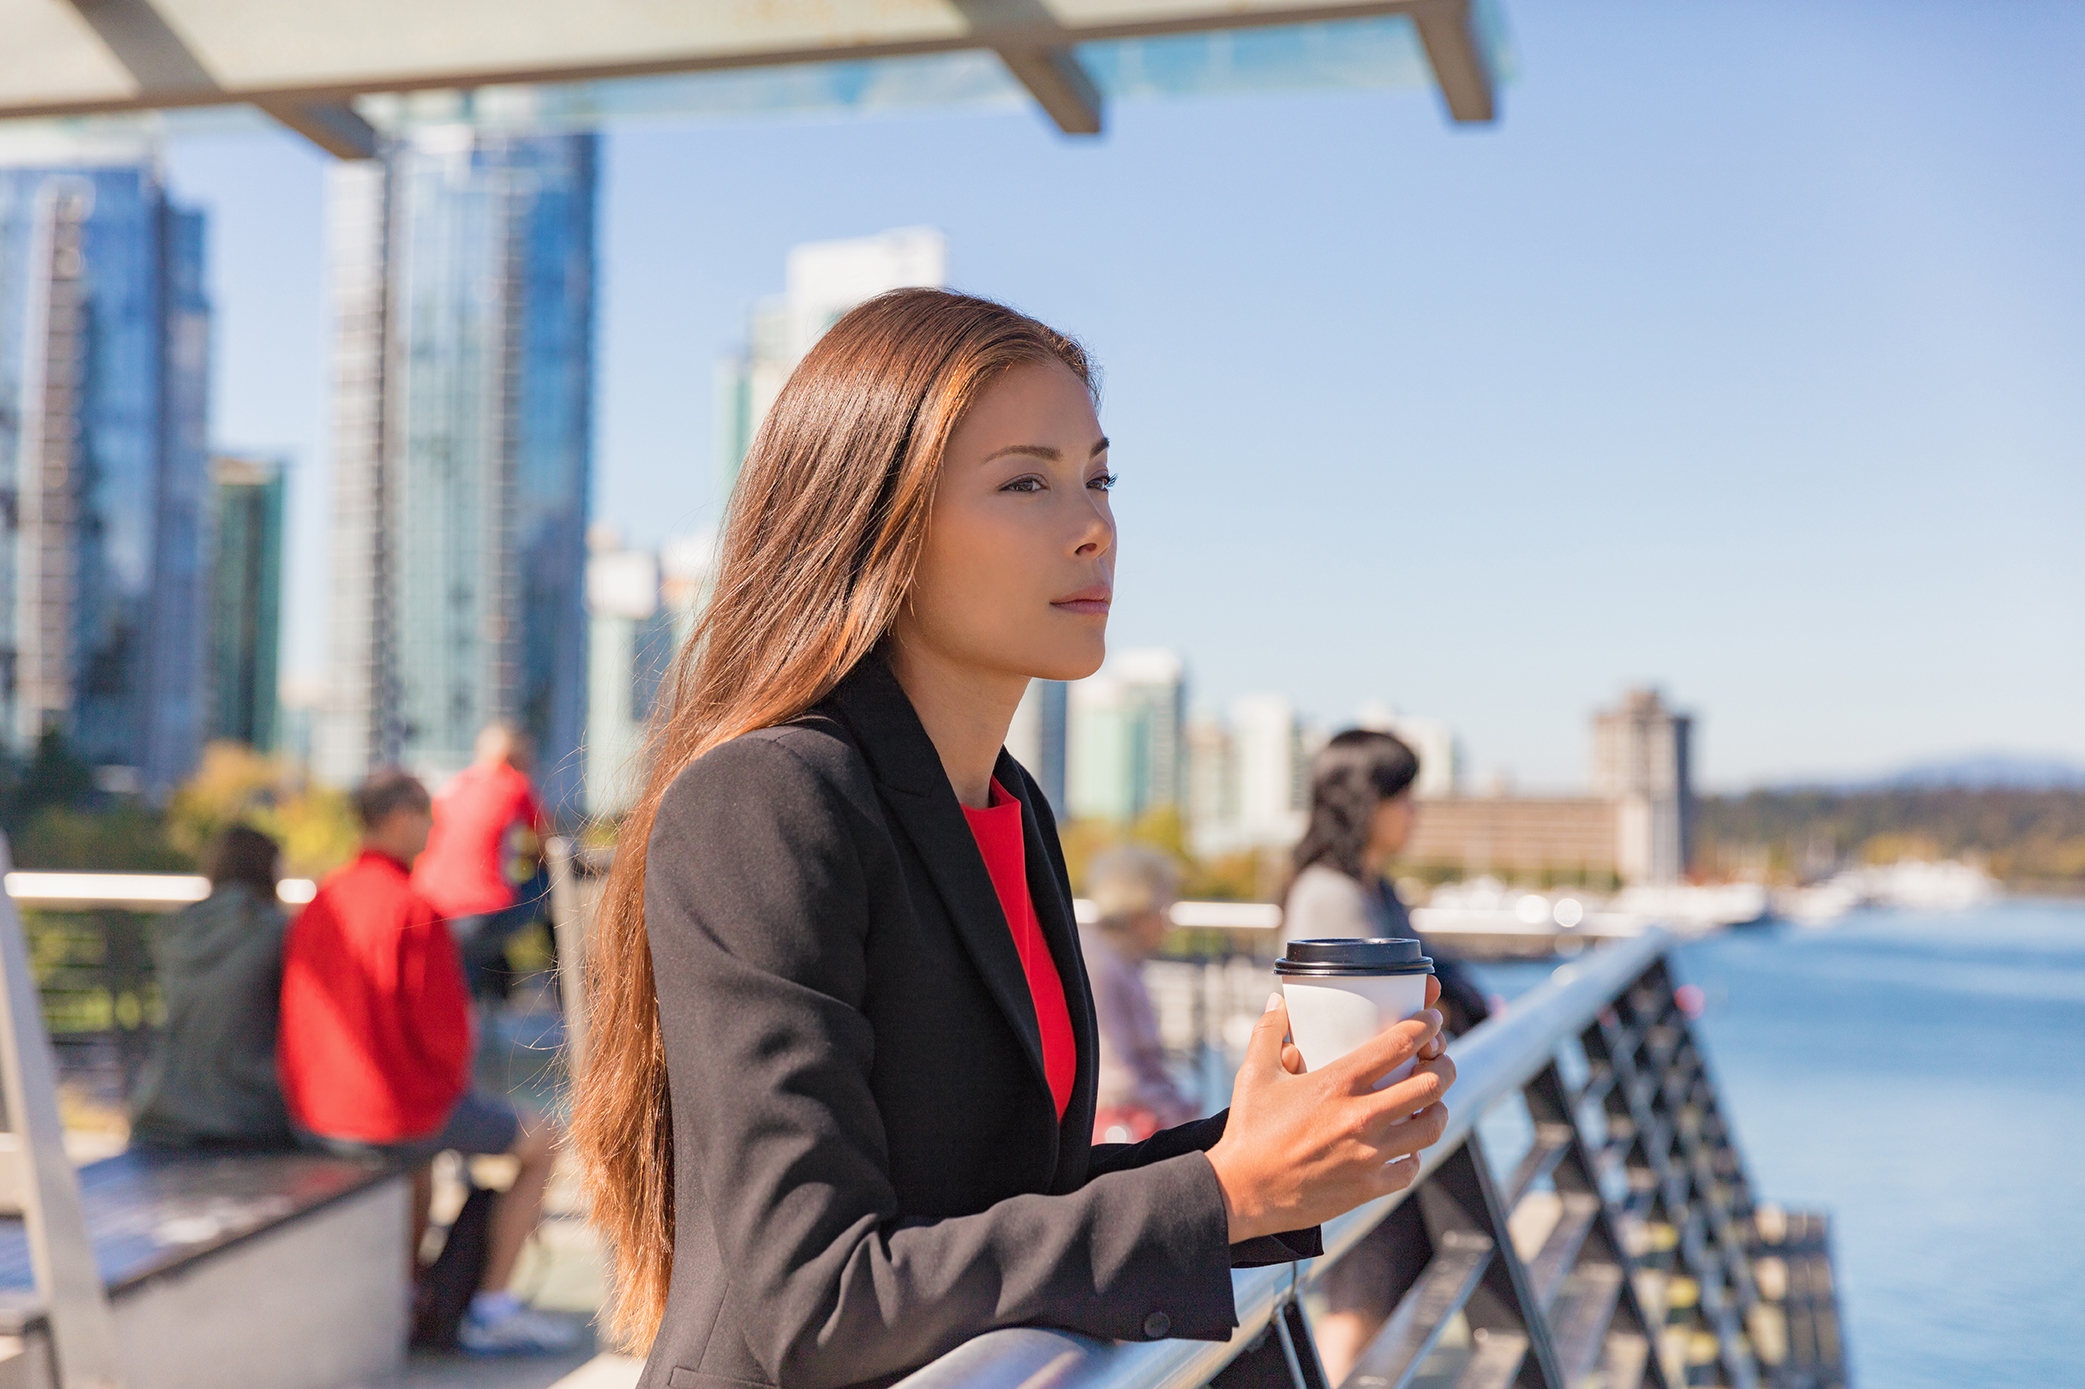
[641,656,1317,1389]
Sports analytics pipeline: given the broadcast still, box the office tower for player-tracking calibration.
[276,677,324,771]
[715,227,946,503]
[1354,701,1459,799]
[1066,648,1186,824]
[1230,693,1308,848]
[1185,713,1238,858]
[207,454,286,751]
[1591,687,1694,883]
[657,531,716,650]
[1005,679,1068,818]
[320,128,595,815]
[1115,648,1186,814]
[0,142,210,796]
[583,532,678,818]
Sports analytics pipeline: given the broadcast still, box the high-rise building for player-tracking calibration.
[656,531,716,650]
[276,676,324,771]
[319,128,596,815]
[1592,687,1694,883]
[582,530,678,818]
[715,227,946,503]
[1185,713,1237,858]
[1229,693,1309,849]
[0,142,211,796]
[1066,649,1186,825]
[1005,678,1068,818]
[207,454,285,752]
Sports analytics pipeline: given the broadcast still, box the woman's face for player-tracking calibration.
[900,359,1115,683]
[1367,790,1419,864]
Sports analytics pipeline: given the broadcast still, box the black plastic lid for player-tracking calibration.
[1274,937,1435,977]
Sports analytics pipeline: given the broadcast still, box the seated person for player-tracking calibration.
[129,824,295,1150]
[279,769,576,1355]
[1080,846,1198,1142]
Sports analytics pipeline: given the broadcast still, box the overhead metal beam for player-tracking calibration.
[994,46,1103,135]
[63,0,215,95]
[953,0,1102,135]
[10,0,1497,154]
[1411,0,1496,124]
[63,0,379,156]
[252,97,378,159]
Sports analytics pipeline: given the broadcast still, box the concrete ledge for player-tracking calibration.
[109,1174,407,1389]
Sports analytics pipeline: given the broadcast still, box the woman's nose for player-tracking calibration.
[1074,504,1114,558]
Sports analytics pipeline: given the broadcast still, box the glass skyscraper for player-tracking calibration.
[208,454,285,752]
[0,141,210,796]
[320,129,594,815]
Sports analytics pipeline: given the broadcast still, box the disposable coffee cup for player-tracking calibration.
[1275,938,1436,1088]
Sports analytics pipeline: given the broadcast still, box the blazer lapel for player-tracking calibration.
[825,660,1055,1116]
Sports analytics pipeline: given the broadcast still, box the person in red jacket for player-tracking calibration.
[280,769,576,1355]
[412,725,550,1001]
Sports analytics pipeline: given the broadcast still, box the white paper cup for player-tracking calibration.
[1275,938,1435,1088]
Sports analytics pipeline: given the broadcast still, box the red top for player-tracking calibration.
[960,781,1076,1119]
[279,850,473,1142]
[412,761,547,918]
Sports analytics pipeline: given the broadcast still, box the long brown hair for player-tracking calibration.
[572,288,1092,1348]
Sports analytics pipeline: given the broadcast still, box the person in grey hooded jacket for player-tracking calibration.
[129,824,295,1150]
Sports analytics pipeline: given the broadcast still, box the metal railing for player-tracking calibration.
[0,874,322,1100]
[532,842,1845,1388]
[889,929,1847,1389]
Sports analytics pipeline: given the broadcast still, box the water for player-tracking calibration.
[1478,901,2085,1389]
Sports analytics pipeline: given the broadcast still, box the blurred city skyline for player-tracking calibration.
[152,0,2082,792]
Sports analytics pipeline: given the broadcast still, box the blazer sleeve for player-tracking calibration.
[1088,1112,1322,1267]
[649,737,1242,1389]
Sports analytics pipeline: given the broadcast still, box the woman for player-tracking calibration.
[1080,846,1197,1142]
[1284,729,1491,1033]
[1282,729,1492,1384]
[572,290,1456,1389]
[129,824,294,1150]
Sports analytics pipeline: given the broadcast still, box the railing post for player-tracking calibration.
[544,835,590,1080]
[0,835,125,1388]
[1209,1273,1331,1389]
[1585,960,1763,1388]
[1519,1060,1669,1389]
[1338,1130,1567,1389]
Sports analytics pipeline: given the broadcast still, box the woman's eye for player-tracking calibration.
[1001,476,1045,494]
[1088,471,1118,491]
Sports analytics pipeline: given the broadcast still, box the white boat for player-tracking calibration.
[1771,858,1999,927]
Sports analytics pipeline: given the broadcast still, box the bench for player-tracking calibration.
[0,1149,406,1389]
[0,844,416,1389]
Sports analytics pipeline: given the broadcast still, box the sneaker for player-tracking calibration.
[458,1297,582,1355]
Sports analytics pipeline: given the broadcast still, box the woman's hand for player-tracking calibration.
[1205,975,1454,1244]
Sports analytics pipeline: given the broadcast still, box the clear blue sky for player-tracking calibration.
[163,0,2085,792]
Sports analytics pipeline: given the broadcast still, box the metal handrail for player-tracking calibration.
[539,847,1840,1389]
[2,872,319,911]
[893,931,1672,1389]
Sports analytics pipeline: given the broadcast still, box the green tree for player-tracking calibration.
[167,741,361,880]
[8,728,93,826]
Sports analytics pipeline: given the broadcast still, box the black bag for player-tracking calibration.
[411,1183,498,1351]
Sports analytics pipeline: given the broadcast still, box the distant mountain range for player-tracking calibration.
[1764,755,2085,794]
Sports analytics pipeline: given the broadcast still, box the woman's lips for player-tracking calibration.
[1051,587,1112,616]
